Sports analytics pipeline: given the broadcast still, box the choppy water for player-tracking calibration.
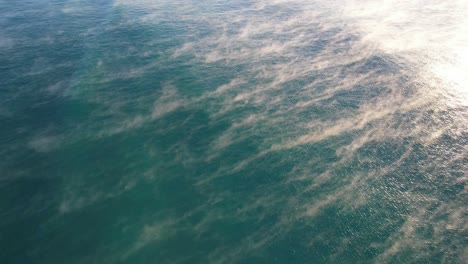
[1,0,467,263]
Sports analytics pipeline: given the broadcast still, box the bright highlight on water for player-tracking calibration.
[1,0,467,263]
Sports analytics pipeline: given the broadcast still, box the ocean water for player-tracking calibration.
[1,0,467,263]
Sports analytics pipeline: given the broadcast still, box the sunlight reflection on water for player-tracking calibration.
[343,0,468,109]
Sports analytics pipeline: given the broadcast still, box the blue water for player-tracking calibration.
[1,0,467,263]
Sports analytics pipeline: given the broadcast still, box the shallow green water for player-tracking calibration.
[1,0,467,263]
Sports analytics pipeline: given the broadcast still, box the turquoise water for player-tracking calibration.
[1,0,467,263]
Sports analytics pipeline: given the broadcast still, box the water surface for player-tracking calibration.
[1,0,467,263]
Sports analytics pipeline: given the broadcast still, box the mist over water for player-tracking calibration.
[1,0,467,263]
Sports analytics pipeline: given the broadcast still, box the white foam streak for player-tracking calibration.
[107,1,467,260]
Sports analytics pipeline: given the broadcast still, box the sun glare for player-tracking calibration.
[430,49,468,106]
